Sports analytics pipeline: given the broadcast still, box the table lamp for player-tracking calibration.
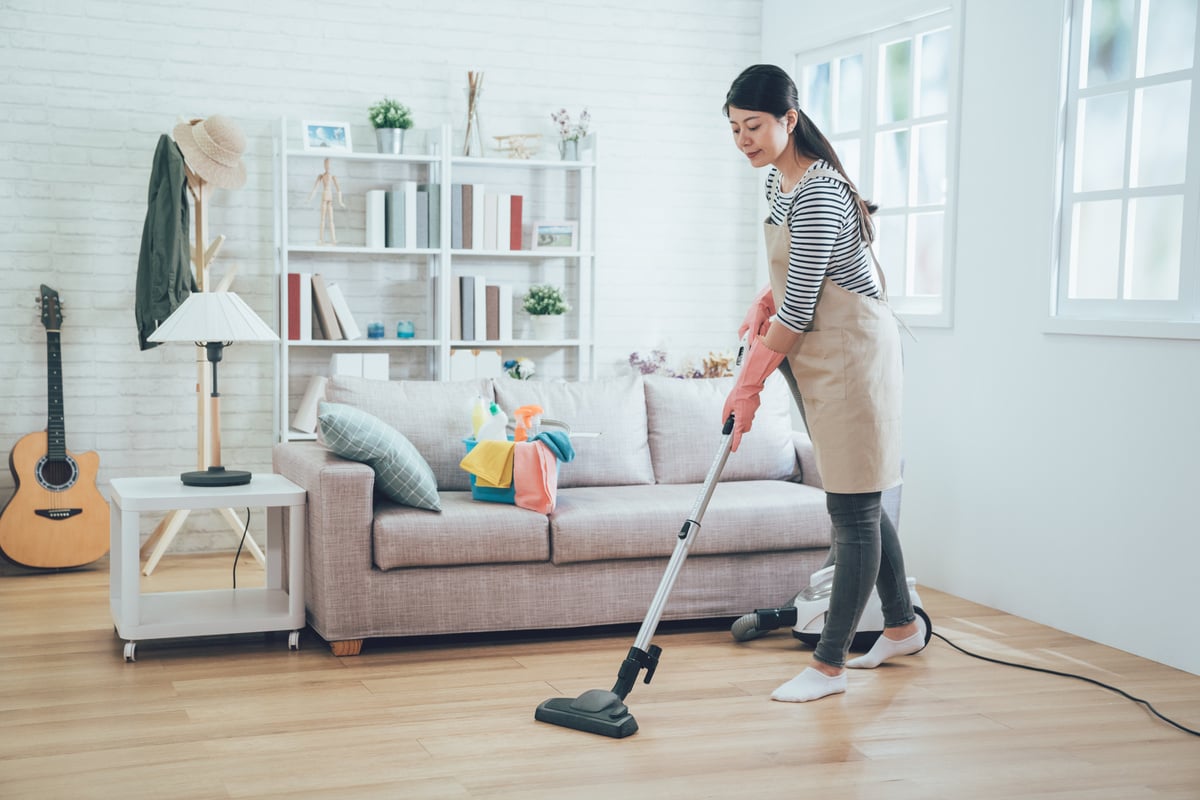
[148,291,279,486]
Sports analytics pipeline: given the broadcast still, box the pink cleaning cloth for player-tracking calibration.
[513,441,558,514]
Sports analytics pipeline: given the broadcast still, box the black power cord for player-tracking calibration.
[232,507,251,589]
[932,630,1200,737]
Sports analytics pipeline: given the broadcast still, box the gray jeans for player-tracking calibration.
[776,359,915,668]
[814,492,915,667]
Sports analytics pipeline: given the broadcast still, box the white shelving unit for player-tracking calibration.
[273,119,597,442]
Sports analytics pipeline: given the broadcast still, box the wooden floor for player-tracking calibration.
[0,553,1197,799]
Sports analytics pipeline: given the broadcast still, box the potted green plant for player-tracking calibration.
[523,284,570,340]
[369,97,414,154]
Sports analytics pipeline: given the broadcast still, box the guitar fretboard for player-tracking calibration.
[46,328,66,463]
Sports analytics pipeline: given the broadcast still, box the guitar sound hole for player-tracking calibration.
[36,456,78,491]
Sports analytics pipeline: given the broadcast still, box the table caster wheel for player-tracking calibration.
[288,630,300,650]
[124,641,137,662]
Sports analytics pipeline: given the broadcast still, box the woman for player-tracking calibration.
[721,64,925,702]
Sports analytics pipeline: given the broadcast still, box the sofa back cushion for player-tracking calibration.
[492,374,655,488]
[325,375,493,491]
[644,373,797,483]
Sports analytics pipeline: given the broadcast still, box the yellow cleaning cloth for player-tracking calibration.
[459,440,515,488]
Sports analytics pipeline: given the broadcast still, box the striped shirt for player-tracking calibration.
[766,160,880,333]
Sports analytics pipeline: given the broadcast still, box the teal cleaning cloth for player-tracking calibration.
[532,430,576,463]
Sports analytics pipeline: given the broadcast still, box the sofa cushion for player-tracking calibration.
[325,376,492,491]
[492,375,655,488]
[317,402,442,511]
[374,491,550,569]
[548,481,830,565]
[644,373,796,484]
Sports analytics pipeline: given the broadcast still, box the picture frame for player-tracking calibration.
[531,220,578,251]
[301,120,353,153]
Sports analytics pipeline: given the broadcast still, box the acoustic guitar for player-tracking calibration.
[0,285,109,568]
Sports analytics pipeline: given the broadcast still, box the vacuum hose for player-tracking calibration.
[730,606,798,641]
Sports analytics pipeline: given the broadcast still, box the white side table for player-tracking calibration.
[109,474,306,662]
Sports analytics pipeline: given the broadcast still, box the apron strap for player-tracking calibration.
[798,167,918,342]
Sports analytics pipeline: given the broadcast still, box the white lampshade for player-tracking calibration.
[148,291,278,344]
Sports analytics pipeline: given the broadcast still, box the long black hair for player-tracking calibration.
[724,64,877,243]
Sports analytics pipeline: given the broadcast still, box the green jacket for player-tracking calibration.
[135,134,197,350]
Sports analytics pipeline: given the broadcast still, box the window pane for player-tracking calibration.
[836,55,864,133]
[880,39,913,122]
[832,137,862,187]
[1133,80,1191,186]
[1069,200,1123,298]
[914,121,947,205]
[803,62,832,132]
[876,129,910,207]
[1143,0,1197,76]
[918,28,951,116]
[1075,92,1129,191]
[1085,0,1136,87]
[875,214,908,294]
[913,212,944,296]
[1125,195,1183,299]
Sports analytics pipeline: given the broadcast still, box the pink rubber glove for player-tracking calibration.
[721,337,787,452]
[738,285,775,341]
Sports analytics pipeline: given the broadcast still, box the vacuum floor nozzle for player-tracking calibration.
[534,689,639,738]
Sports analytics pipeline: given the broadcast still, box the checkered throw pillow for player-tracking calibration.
[317,402,441,511]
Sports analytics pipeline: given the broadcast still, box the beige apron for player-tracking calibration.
[766,168,903,493]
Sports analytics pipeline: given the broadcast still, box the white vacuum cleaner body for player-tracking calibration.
[731,564,932,649]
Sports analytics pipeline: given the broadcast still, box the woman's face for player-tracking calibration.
[727,105,794,168]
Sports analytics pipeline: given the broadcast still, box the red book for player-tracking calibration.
[286,273,300,340]
[509,194,523,250]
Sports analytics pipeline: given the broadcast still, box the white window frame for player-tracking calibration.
[1050,0,1200,340]
[793,8,964,328]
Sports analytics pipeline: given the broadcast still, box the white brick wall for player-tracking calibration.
[0,0,763,551]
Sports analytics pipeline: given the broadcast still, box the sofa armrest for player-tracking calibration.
[791,430,822,490]
[272,441,377,640]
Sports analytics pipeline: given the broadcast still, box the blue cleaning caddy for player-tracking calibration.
[463,437,516,504]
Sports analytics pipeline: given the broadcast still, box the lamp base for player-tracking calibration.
[181,466,252,487]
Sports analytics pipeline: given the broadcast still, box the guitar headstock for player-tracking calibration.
[40,284,62,331]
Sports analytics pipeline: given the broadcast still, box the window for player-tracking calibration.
[796,10,960,324]
[1055,0,1200,333]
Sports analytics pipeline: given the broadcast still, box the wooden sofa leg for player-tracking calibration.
[329,639,363,657]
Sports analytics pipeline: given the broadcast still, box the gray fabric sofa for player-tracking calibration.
[273,372,900,655]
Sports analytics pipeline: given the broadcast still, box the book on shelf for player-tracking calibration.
[451,275,462,340]
[365,190,387,248]
[310,273,343,339]
[286,272,314,340]
[291,375,328,434]
[471,274,487,342]
[484,283,514,341]
[418,183,440,248]
[451,184,464,249]
[325,282,362,340]
[459,275,476,340]
[470,183,485,250]
[509,195,523,250]
[461,184,474,249]
[416,185,430,249]
[385,181,418,249]
[484,193,499,250]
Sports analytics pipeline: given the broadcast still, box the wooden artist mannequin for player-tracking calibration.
[308,158,345,245]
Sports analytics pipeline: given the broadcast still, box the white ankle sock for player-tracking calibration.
[770,667,846,703]
[845,617,927,669]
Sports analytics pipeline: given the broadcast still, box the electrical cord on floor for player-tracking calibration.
[232,507,250,589]
[932,630,1200,737]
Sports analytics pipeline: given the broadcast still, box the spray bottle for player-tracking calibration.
[513,404,544,442]
[476,402,509,441]
[470,395,489,438]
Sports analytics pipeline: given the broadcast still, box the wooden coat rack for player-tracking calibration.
[139,164,267,575]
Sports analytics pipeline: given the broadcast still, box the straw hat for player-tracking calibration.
[172,114,247,189]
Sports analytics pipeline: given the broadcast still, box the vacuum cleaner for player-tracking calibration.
[534,345,746,739]
[730,564,933,650]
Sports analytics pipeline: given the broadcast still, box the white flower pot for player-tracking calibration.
[529,314,565,341]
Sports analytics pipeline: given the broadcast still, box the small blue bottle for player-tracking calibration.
[367,322,385,339]
[396,320,415,339]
